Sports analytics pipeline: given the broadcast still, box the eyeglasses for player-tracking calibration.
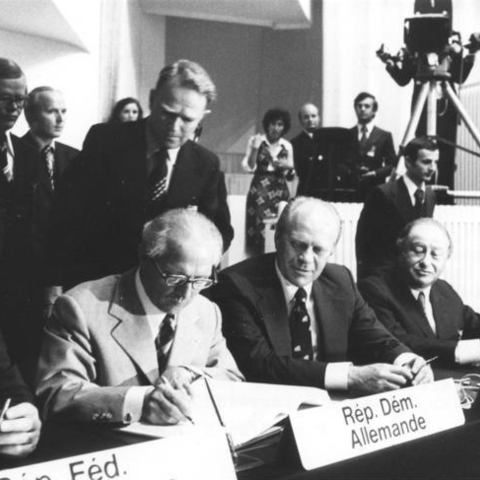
[0,96,26,108]
[151,259,217,290]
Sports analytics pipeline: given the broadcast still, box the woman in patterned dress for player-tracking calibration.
[243,108,294,255]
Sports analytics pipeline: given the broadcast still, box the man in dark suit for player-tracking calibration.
[355,135,438,280]
[0,59,42,384]
[209,197,432,394]
[359,218,480,367]
[291,103,322,196]
[0,328,41,460]
[22,87,78,312]
[48,59,233,291]
[341,92,396,201]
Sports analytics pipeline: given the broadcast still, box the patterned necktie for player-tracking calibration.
[359,125,368,156]
[155,313,175,373]
[0,133,7,171]
[146,149,168,218]
[42,145,55,190]
[414,188,425,218]
[289,288,313,360]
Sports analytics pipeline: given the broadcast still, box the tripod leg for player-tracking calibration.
[390,81,429,179]
[444,82,480,149]
[426,80,437,136]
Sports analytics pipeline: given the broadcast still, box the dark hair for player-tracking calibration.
[262,108,291,135]
[404,135,438,160]
[155,59,216,105]
[0,58,25,81]
[108,97,143,124]
[396,218,452,257]
[354,92,378,112]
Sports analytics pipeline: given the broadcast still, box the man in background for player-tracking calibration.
[355,135,438,280]
[291,103,322,196]
[48,59,233,292]
[359,218,480,367]
[342,92,396,201]
[23,87,79,318]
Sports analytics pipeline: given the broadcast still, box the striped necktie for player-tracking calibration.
[155,313,176,373]
[146,148,168,219]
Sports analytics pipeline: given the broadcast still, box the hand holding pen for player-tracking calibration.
[406,355,437,386]
[141,375,194,425]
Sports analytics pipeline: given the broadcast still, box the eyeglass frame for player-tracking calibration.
[0,95,27,108]
[150,258,217,290]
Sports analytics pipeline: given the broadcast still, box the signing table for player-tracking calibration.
[1,367,479,479]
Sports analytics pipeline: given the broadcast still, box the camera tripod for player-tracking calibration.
[393,55,480,186]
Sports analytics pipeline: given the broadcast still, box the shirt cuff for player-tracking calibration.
[324,362,352,390]
[123,386,154,423]
[455,339,480,365]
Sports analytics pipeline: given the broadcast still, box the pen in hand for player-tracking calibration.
[0,398,11,428]
[159,376,195,425]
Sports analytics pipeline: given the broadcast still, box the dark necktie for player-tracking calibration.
[146,149,168,218]
[155,313,175,373]
[42,145,55,190]
[289,288,313,360]
[414,188,425,218]
[359,125,368,156]
[417,291,426,311]
[0,133,8,172]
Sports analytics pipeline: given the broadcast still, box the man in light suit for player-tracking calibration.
[47,59,233,292]
[359,218,480,368]
[341,92,396,201]
[209,197,432,394]
[37,209,243,425]
[355,135,438,280]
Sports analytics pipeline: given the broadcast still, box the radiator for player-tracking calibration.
[260,202,480,311]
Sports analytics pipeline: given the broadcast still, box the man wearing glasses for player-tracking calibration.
[37,209,243,425]
[359,218,480,367]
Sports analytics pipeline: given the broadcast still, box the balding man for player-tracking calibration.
[37,209,242,425]
[210,197,432,395]
[359,218,480,367]
[290,103,322,196]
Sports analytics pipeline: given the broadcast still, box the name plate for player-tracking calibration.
[0,429,236,480]
[288,379,464,470]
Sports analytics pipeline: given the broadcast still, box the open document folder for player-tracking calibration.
[121,378,330,448]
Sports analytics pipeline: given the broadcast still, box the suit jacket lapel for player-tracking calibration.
[430,284,456,339]
[109,270,158,385]
[396,178,415,221]
[254,267,292,357]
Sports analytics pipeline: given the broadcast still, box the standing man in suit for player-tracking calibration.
[0,59,41,385]
[343,92,396,201]
[37,209,242,424]
[48,59,233,292]
[359,218,480,367]
[355,136,438,280]
[291,103,322,196]
[209,197,432,394]
[22,87,79,317]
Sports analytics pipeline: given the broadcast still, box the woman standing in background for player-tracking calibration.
[243,108,294,255]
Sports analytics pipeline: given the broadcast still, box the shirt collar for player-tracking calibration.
[357,122,374,136]
[145,121,180,165]
[135,269,168,318]
[29,132,56,152]
[275,260,313,306]
[402,174,425,205]
[410,285,432,301]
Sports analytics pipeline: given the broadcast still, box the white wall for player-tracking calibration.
[2,0,165,149]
